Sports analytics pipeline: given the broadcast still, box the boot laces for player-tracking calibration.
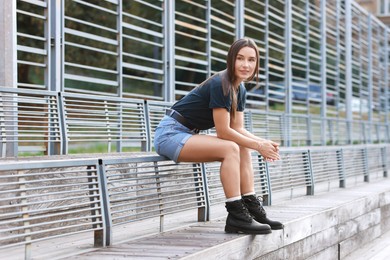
[250,196,267,216]
[240,202,254,221]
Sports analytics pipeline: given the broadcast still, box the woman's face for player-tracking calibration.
[234,46,257,83]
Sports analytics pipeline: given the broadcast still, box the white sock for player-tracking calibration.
[225,196,242,202]
[242,192,256,197]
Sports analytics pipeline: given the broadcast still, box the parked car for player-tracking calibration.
[339,98,372,113]
[247,82,285,106]
[248,81,335,105]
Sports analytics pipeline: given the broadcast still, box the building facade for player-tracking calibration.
[356,0,390,26]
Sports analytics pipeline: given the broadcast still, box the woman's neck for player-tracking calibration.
[233,81,241,89]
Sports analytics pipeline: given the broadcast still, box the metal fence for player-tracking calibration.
[0,144,388,259]
[1,91,390,157]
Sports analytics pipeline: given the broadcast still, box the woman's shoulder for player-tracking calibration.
[204,73,222,85]
[195,73,222,93]
[206,73,223,88]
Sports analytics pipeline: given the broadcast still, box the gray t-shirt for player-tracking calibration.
[171,74,246,130]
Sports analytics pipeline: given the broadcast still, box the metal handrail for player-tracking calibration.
[1,87,390,157]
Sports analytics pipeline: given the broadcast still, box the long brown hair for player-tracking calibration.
[221,38,260,118]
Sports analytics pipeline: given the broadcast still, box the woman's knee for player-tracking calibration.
[221,141,240,159]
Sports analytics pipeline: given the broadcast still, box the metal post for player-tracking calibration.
[235,0,244,40]
[307,116,312,146]
[337,149,346,188]
[264,161,272,205]
[97,159,112,246]
[116,1,123,152]
[48,0,63,155]
[382,146,388,178]
[205,0,211,77]
[265,0,270,112]
[257,155,270,206]
[285,0,292,147]
[87,165,105,247]
[304,2,311,146]
[363,147,370,182]
[306,150,315,195]
[164,0,175,102]
[345,0,353,144]
[57,92,68,155]
[320,0,327,146]
[192,163,207,222]
[49,0,61,92]
[384,29,389,139]
[200,163,211,221]
[367,15,373,143]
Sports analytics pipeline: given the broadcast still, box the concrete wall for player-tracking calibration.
[0,1,16,88]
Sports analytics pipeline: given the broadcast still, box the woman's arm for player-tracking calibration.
[213,108,280,161]
[231,111,279,149]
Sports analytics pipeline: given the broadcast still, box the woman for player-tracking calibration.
[154,38,283,234]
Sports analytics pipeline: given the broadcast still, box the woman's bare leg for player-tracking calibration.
[178,135,241,198]
[180,135,273,234]
[239,146,255,195]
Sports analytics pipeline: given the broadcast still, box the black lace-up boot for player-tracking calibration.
[225,199,272,234]
[242,195,284,230]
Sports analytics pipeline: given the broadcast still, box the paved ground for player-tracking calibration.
[344,229,390,260]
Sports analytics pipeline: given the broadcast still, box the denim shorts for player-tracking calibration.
[154,115,196,162]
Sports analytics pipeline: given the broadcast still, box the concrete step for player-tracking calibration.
[343,229,390,260]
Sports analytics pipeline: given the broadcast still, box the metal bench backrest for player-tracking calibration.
[101,156,207,243]
[309,147,345,192]
[203,152,270,205]
[266,149,313,203]
[0,159,106,255]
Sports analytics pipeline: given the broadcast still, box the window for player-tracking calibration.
[379,0,390,15]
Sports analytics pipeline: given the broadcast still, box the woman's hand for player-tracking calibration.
[256,140,280,162]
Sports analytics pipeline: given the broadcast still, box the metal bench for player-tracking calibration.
[0,158,106,259]
[0,144,389,259]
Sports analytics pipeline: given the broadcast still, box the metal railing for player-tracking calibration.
[1,89,390,157]
[0,144,388,259]
[59,92,148,154]
[0,87,61,157]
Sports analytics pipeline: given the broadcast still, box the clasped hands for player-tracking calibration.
[256,140,280,162]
